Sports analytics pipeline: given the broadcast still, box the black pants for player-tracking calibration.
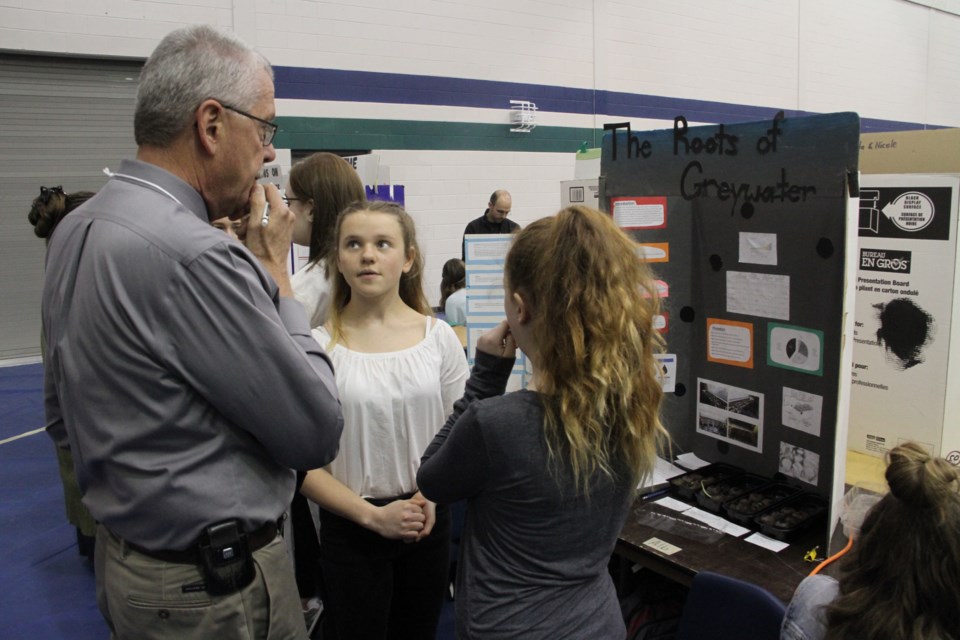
[291,492,321,599]
[319,502,450,640]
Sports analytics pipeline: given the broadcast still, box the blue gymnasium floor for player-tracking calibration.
[0,363,454,639]
[0,362,106,639]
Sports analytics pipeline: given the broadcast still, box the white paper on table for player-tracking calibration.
[745,532,790,552]
[638,455,685,491]
[653,456,685,482]
[683,507,751,537]
[675,452,711,470]
[654,497,693,512]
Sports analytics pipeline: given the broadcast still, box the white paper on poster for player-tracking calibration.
[466,296,505,314]
[613,199,665,228]
[637,245,668,261]
[726,271,790,320]
[464,235,512,264]
[696,378,764,453]
[782,387,824,437]
[257,162,285,190]
[465,269,503,289]
[654,353,677,393]
[739,232,778,266]
[779,442,820,485]
[769,325,823,374]
[708,323,751,363]
[849,175,960,459]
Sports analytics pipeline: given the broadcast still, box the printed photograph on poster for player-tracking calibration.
[609,196,667,231]
[726,271,790,320]
[767,323,824,376]
[782,387,823,437]
[739,232,778,266]
[696,378,764,452]
[698,406,727,437]
[779,442,820,485]
[706,318,754,369]
[654,353,677,393]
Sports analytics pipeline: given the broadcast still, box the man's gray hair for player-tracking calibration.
[134,24,273,147]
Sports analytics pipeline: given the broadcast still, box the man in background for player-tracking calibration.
[42,24,342,639]
[461,189,519,259]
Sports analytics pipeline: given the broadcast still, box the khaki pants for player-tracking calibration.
[95,524,306,640]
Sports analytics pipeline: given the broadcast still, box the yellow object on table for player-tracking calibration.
[845,449,886,487]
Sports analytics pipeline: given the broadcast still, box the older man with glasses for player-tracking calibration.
[41,24,343,640]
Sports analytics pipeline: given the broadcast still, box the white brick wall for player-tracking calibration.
[602,0,801,108]
[375,149,574,305]
[4,0,960,303]
[4,0,958,124]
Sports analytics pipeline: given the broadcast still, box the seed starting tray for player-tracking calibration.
[723,482,802,526]
[694,472,770,513]
[755,493,828,541]
[667,463,744,501]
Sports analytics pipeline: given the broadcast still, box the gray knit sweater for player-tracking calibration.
[419,351,633,639]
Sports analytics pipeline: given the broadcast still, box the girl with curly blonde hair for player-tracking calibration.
[419,204,667,638]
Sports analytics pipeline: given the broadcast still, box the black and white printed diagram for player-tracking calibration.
[782,387,823,437]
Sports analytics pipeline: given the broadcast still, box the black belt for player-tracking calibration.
[124,521,278,565]
[365,491,416,507]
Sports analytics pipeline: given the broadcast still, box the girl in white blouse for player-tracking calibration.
[301,200,469,640]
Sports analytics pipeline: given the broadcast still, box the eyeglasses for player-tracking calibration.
[215,100,278,146]
[283,196,303,205]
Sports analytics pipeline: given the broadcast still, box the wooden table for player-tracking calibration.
[615,496,830,604]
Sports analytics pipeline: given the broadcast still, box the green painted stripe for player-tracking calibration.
[275,116,604,153]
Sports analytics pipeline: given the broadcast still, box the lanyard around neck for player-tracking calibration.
[102,167,185,207]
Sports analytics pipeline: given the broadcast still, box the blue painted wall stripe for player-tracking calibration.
[274,66,949,132]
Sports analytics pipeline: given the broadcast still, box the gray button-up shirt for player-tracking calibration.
[42,159,342,550]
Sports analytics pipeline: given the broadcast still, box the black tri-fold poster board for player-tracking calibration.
[600,112,860,521]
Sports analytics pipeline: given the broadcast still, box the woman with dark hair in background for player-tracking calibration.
[28,185,97,557]
[440,258,466,326]
[418,205,667,638]
[781,441,960,640]
[284,152,367,631]
[287,152,367,329]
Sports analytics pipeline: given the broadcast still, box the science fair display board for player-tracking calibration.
[852,129,960,466]
[600,112,860,512]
